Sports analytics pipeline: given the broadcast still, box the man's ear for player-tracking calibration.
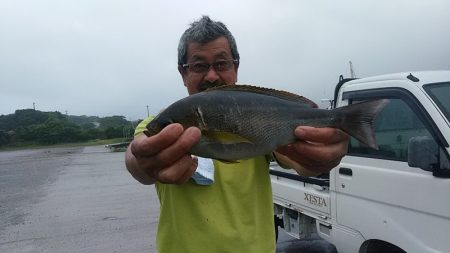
[178,65,188,87]
[234,65,239,83]
[178,65,185,75]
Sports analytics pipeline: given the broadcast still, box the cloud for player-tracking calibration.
[1,0,449,119]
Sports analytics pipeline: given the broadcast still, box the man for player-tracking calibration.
[125,16,348,253]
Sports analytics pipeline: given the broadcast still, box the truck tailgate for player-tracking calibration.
[270,164,331,217]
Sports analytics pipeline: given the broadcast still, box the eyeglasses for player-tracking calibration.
[182,59,238,74]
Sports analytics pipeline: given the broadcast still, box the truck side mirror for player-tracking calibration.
[408,136,450,178]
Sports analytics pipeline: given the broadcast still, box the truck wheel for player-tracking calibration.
[360,240,405,253]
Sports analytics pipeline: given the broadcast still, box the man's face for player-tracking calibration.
[179,36,238,95]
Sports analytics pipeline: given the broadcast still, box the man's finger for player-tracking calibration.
[156,126,201,167]
[295,126,348,144]
[147,123,187,155]
[293,142,343,162]
[131,123,184,157]
[178,156,198,184]
[156,155,197,184]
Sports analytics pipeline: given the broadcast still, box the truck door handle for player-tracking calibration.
[339,167,353,176]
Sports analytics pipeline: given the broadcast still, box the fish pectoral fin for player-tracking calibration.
[202,131,253,145]
[216,159,240,164]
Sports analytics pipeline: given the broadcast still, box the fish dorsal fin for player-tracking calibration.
[205,84,318,108]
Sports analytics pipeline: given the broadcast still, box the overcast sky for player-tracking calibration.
[1,0,449,120]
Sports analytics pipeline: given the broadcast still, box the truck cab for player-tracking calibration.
[271,71,450,253]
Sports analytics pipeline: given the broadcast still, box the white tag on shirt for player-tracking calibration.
[191,157,215,185]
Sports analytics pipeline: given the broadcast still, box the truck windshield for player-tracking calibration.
[424,82,450,122]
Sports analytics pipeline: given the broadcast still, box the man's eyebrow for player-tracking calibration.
[214,51,231,59]
[189,55,205,62]
[187,51,232,63]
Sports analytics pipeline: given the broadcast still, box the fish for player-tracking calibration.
[144,85,389,162]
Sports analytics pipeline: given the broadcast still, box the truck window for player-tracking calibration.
[348,98,433,162]
[424,82,450,122]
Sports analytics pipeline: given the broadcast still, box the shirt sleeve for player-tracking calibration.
[134,116,155,137]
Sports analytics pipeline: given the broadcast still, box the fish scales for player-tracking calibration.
[144,85,389,162]
[185,90,313,148]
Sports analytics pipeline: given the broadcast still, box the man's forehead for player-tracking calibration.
[186,37,232,61]
[188,51,230,61]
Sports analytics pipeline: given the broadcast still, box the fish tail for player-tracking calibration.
[334,99,389,149]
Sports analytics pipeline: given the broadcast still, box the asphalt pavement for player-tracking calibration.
[0,146,336,253]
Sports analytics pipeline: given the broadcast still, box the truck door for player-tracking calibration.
[334,87,450,253]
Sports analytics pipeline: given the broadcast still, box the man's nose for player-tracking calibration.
[203,67,220,83]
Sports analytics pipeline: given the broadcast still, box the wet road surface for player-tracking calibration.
[277,231,337,253]
[0,146,336,253]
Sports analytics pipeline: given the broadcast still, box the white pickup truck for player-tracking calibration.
[271,71,450,253]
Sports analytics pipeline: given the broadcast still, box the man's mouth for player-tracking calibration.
[198,82,226,92]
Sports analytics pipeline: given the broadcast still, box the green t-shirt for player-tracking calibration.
[135,117,275,253]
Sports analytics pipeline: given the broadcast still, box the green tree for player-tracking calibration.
[1,110,134,145]
[0,130,11,146]
[98,116,129,129]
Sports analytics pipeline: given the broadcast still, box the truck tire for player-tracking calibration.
[360,240,406,253]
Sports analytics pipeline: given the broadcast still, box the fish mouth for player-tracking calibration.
[198,82,227,92]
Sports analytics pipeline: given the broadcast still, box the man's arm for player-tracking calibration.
[275,126,349,177]
[124,123,201,185]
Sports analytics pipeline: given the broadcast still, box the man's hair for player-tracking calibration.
[177,15,240,66]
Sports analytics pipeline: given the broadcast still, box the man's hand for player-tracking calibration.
[125,123,201,185]
[275,126,349,176]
